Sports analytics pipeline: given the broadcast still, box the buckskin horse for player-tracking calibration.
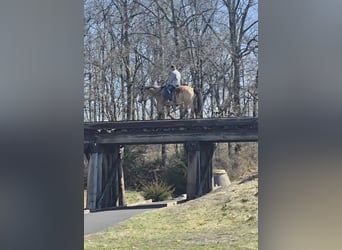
[138,85,203,119]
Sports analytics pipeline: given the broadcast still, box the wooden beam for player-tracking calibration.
[87,152,98,211]
[118,147,126,206]
[95,131,257,144]
[186,142,200,200]
[85,117,257,131]
[198,142,215,196]
[96,153,103,209]
[86,145,127,210]
[84,118,258,145]
[95,146,120,208]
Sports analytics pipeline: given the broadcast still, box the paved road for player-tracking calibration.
[84,197,187,235]
[84,208,157,235]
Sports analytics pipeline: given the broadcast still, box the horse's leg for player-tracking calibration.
[190,102,197,119]
[190,102,196,119]
[155,101,165,120]
[190,105,195,119]
[166,105,172,119]
[166,106,170,118]
[183,105,190,119]
[187,106,191,119]
[179,105,184,119]
[172,103,177,119]
[157,106,164,120]
[183,96,191,119]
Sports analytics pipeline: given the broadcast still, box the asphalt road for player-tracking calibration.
[84,208,157,235]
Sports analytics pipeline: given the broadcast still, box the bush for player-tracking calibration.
[164,156,187,196]
[141,181,175,202]
[123,145,148,189]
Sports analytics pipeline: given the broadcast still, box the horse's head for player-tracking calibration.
[138,86,162,103]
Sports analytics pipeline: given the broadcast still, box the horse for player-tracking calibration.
[138,85,203,119]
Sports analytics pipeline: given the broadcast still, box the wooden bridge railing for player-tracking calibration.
[84,117,257,144]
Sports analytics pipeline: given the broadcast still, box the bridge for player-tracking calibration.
[84,117,258,211]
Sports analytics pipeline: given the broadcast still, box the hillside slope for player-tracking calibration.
[85,179,258,250]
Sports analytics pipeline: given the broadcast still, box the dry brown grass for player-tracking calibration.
[141,142,258,182]
[213,142,258,181]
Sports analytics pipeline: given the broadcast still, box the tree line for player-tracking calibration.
[84,0,258,121]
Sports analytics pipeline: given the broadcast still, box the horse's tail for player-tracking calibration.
[193,88,203,118]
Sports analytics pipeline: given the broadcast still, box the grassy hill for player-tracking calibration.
[84,178,258,249]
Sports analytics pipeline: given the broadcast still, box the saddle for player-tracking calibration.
[161,85,181,102]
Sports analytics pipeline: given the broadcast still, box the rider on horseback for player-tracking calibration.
[165,65,181,101]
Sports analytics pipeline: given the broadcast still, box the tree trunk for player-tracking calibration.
[123,0,133,120]
[228,1,241,116]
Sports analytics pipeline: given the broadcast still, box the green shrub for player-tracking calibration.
[141,181,175,202]
[123,145,148,189]
[164,156,187,196]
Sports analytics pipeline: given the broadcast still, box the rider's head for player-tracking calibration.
[170,65,176,71]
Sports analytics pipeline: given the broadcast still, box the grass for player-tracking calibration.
[124,190,146,205]
[84,179,258,249]
[84,190,146,209]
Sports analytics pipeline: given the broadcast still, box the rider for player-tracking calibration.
[165,65,181,101]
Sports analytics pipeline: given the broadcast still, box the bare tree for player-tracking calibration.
[222,0,258,116]
[84,0,258,121]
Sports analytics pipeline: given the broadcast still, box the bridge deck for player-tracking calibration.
[84,117,258,145]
